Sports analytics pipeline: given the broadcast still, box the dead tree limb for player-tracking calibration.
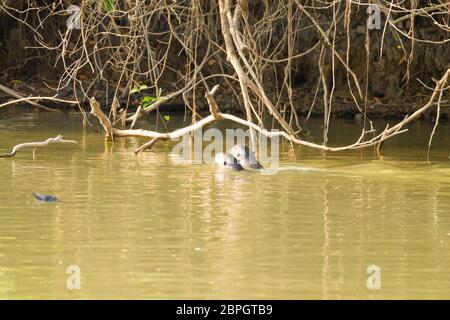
[89,67,448,155]
[218,0,295,138]
[0,135,78,158]
[0,84,77,111]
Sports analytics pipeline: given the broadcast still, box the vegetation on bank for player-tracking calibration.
[0,1,449,157]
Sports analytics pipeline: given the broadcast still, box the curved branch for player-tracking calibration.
[0,135,78,158]
[90,66,450,154]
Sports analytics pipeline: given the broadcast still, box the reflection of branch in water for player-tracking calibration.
[0,135,78,158]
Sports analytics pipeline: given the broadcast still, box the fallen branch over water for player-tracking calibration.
[88,87,401,153]
[89,68,449,155]
[0,135,78,158]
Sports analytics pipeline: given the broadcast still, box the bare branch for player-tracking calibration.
[0,135,78,158]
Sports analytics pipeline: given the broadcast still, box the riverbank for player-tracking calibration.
[1,73,448,122]
[1,2,450,123]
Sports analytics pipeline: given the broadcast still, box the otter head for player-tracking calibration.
[229,145,264,170]
[230,145,246,162]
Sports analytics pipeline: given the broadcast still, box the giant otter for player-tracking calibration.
[215,145,323,173]
[214,152,245,171]
[229,145,264,170]
[214,145,264,171]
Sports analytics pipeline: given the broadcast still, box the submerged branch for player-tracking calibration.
[0,135,78,158]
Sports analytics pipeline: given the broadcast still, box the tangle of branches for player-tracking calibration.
[0,0,449,157]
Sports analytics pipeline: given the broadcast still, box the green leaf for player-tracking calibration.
[103,0,115,12]
[163,115,170,121]
[141,96,158,109]
[130,84,149,94]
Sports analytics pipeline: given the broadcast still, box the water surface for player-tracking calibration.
[0,110,449,299]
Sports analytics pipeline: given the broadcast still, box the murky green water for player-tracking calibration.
[0,110,449,299]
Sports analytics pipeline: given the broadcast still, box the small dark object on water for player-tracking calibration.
[33,192,58,202]
[214,152,245,171]
[230,145,265,170]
